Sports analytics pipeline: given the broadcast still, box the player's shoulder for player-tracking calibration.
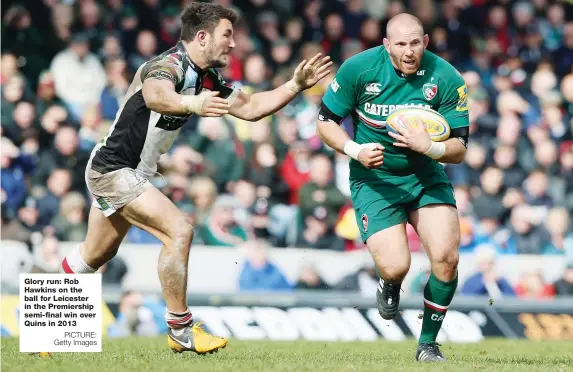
[338,46,386,84]
[340,46,386,71]
[423,51,464,85]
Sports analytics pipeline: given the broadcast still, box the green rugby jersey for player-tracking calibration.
[321,47,469,179]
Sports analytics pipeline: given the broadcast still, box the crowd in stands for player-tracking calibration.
[2,0,573,277]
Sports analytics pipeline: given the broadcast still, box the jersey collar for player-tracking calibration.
[176,41,208,76]
[390,51,427,80]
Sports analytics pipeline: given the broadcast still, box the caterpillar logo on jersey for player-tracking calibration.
[361,214,368,232]
[422,83,437,100]
[365,83,382,95]
[431,314,445,322]
[456,85,468,111]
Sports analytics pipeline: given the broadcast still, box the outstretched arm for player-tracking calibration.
[229,53,332,121]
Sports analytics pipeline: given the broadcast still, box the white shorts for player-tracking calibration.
[86,166,153,217]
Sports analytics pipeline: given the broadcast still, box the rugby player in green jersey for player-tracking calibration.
[316,13,470,362]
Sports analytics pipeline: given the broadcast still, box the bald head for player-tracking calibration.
[386,13,424,39]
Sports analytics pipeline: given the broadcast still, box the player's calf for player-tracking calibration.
[156,218,194,313]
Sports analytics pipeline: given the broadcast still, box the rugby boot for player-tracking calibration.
[416,342,447,362]
[376,278,401,320]
[167,321,228,354]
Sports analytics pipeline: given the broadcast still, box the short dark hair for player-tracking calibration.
[180,3,238,42]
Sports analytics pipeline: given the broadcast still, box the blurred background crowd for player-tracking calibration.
[2,0,573,302]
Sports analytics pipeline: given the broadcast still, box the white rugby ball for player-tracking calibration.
[386,106,450,142]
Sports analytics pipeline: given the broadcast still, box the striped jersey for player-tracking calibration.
[90,41,239,176]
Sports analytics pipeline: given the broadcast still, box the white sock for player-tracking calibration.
[60,245,96,274]
[165,308,193,330]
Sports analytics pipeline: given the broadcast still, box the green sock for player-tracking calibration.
[419,272,458,344]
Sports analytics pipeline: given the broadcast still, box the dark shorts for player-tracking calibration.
[350,169,457,242]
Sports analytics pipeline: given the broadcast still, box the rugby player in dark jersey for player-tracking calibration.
[59,3,331,354]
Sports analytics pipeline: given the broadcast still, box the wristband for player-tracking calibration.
[344,140,363,160]
[285,79,302,94]
[424,141,446,160]
[180,94,205,114]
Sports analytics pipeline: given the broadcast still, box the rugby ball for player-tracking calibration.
[386,107,450,142]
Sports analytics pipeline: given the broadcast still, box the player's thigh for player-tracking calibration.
[366,222,411,272]
[83,204,131,261]
[118,186,191,246]
[408,184,460,264]
[352,183,411,268]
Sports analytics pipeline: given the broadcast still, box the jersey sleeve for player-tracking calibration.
[321,59,359,118]
[140,54,185,88]
[437,73,469,129]
[204,68,240,105]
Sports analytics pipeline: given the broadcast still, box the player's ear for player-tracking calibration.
[423,34,429,49]
[196,30,208,47]
[383,38,390,51]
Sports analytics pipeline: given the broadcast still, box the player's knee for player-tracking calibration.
[433,248,459,276]
[379,261,410,282]
[170,219,194,251]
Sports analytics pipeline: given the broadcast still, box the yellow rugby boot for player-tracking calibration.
[167,321,228,354]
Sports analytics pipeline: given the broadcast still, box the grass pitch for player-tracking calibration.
[2,337,573,372]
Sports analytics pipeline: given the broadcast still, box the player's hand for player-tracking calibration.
[291,53,333,91]
[388,115,432,154]
[357,143,384,169]
[197,91,231,117]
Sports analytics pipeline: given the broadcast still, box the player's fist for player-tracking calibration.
[194,91,231,117]
[357,143,384,169]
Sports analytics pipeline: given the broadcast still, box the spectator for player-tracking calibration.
[299,153,347,224]
[98,256,128,287]
[50,32,106,121]
[279,141,311,205]
[471,166,506,224]
[1,137,37,217]
[295,206,345,251]
[461,245,515,298]
[514,270,555,299]
[51,192,88,242]
[542,208,572,255]
[238,241,292,292]
[128,30,158,72]
[553,263,573,296]
[201,195,250,247]
[504,204,551,255]
[334,261,379,296]
[188,116,243,192]
[295,263,329,290]
[187,175,218,227]
[107,290,167,338]
[31,126,89,193]
[34,234,61,273]
[100,57,129,121]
